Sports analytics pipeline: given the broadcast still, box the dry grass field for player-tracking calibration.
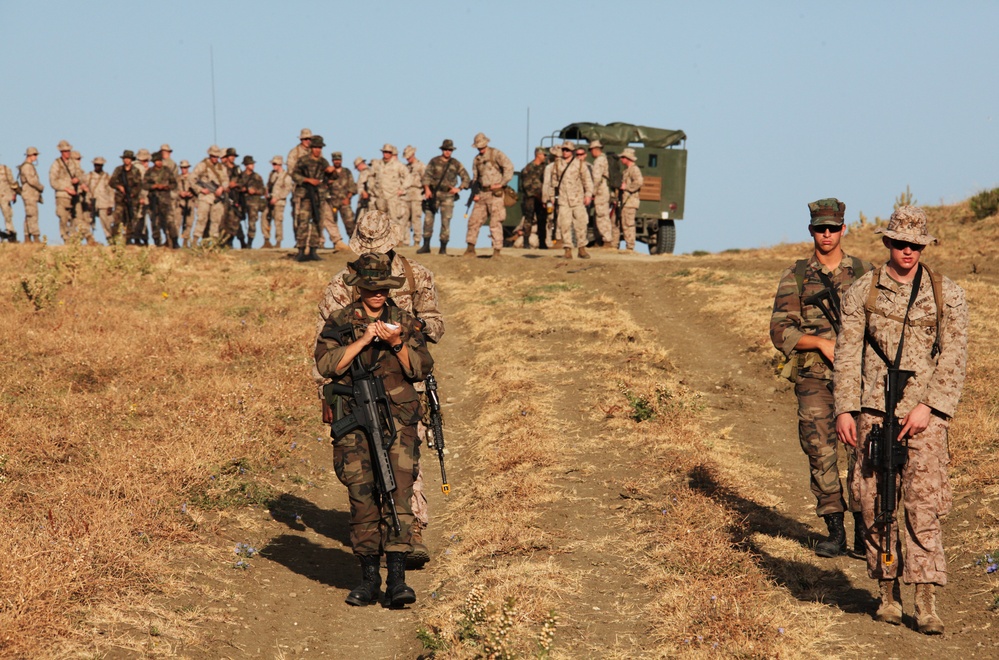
[1,200,997,658]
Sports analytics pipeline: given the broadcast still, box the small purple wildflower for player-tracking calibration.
[778,627,785,635]
[987,563,998,574]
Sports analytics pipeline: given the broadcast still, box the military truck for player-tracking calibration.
[504,122,687,254]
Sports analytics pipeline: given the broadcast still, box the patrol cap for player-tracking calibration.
[310,135,326,149]
[93,156,106,165]
[807,198,846,227]
[121,150,136,160]
[331,151,343,161]
[353,157,365,168]
[472,132,490,148]
[620,147,637,162]
[439,139,456,151]
[403,145,415,159]
[160,143,173,152]
[299,128,313,140]
[179,159,191,168]
[589,140,603,150]
[242,155,255,165]
[876,205,937,245]
[381,143,397,155]
[25,146,39,156]
[208,144,223,157]
[225,147,238,158]
[137,148,151,161]
[270,155,283,165]
[152,151,164,161]
[57,140,72,152]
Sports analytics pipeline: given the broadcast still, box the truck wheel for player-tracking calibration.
[655,220,676,254]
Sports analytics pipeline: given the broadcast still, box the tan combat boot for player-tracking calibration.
[578,246,590,259]
[563,247,573,259]
[875,579,902,625]
[262,239,272,249]
[463,244,476,258]
[333,240,351,253]
[492,248,501,258]
[914,583,944,634]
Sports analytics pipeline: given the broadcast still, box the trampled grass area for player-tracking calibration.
[0,243,324,656]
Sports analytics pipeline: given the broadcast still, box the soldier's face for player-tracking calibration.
[382,151,392,162]
[810,224,844,255]
[333,159,342,167]
[442,149,452,159]
[181,167,189,174]
[884,236,924,272]
[246,164,254,172]
[272,163,281,171]
[124,158,133,167]
[301,139,311,147]
[311,147,322,158]
[61,150,71,160]
[562,149,572,161]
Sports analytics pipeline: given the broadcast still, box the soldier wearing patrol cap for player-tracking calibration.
[513,147,547,249]
[264,155,293,248]
[327,151,357,241]
[19,147,44,242]
[771,198,871,559]
[419,138,470,255]
[145,151,179,247]
[86,157,115,242]
[190,145,229,244]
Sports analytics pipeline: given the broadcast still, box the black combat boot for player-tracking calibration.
[345,554,382,606]
[815,512,847,558]
[438,240,448,255]
[295,247,307,262]
[384,552,416,608]
[307,246,321,261]
[852,512,865,557]
[417,238,431,254]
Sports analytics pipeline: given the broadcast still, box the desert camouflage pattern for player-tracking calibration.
[544,158,593,248]
[177,172,197,243]
[404,158,427,245]
[834,267,968,418]
[190,157,229,240]
[286,143,309,176]
[852,410,952,584]
[265,169,293,246]
[0,164,17,233]
[18,160,44,239]
[374,158,409,231]
[356,165,375,212]
[472,146,513,190]
[619,162,644,248]
[467,147,513,248]
[315,302,432,554]
[50,156,89,240]
[591,153,613,242]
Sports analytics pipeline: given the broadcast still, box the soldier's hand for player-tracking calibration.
[360,323,379,345]
[215,186,224,197]
[584,196,592,206]
[372,321,402,344]
[473,194,480,202]
[836,413,857,447]
[899,403,932,440]
[818,337,835,363]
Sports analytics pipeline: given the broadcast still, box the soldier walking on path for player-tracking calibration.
[327,152,357,241]
[144,151,179,248]
[465,132,513,258]
[618,147,644,253]
[419,139,469,255]
[0,156,19,242]
[190,145,229,244]
[49,140,94,244]
[543,141,593,259]
[109,150,143,243]
[770,198,871,559]
[19,147,44,243]
[264,156,293,248]
[834,206,968,635]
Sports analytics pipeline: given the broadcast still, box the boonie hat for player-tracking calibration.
[270,155,283,165]
[71,151,81,160]
[242,155,255,165]
[121,150,136,160]
[180,159,191,168]
[403,145,415,159]
[57,140,72,152]
[876,205,937,245]
[299,128,313,140]
[381,143,397,155]
[472,133,489,149]
[589,140,603,150]
[137,148,151,161]
[342,252,406,291]
[439,139,456,151]
[560,140,575,151]
[808,198,846,227]
[310,135,326,149]
[160,143,173,152]
[93,156,106,165]
[208,145,223,157]
[26,146,39,156]
[354,157,365,168]
[225,147,238,158]
[620,148,637,162]
[350,209,400,255]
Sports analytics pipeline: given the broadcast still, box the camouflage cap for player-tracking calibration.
[350,209,400,255]
[343,252,406,291]
[180,159,191,168]
[808,198,846,227]
[440,139,456,151]
[270,155,283,165]
[225,147,238,158]
[472,132,490,148]
[620,147,637,162]
[299,128,312,140]
[353,157,365,168]
[534,146,546,156]
[137,148,151,161]
[93,156,106,165]
[331,151,343,161]
[121,150,136,160]
[25,146,39,156]
[381,143,397,155]
[57,139,72,152]
[160,143,173,152]
[589,140,603,150]
[560,140,575,151]
[242,155,255,165]
[876,205,937,245]
[310,135,326,149]
[152,151,164,161]
[403,145,416,159]
[208,145,223,157]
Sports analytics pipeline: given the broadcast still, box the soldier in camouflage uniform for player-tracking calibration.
[327,152,357,241]
[238,156,266,248]
[190,145,229,244]
[589,140,614,246]
[86,157,114,243]
[264,156,293,248]
[618,148,644,252]
[177,160,197,247]
[145,151,179,248]
[515,147,547,250]
[0,157,19,241]
[770,198,871,559]
[314,210,445,570]
[49,140,94,244]
[109,150,143,243]
[314,251,433,608]
[466,132,513,258]
[220,148,247,248]
[834,206,968,635]
[291,135,333,261]
[402,146,425,248]
[19,147,44,242]
[133,149,152,245]
[375,144,409,236]
[354,157,374,218]
[543,141,593,259]
[419,139,469,255]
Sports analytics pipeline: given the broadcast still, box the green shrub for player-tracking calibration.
[968,188,999,220]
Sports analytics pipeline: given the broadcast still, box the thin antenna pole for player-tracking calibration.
[210,45,218,144]
[525,107,530,162]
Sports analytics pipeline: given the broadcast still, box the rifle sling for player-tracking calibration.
[866,265,924,371]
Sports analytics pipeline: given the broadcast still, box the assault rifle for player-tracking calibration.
[804,271,842,334]
[423,158,454,216]
[424,373,450,495]
[463,180,481,219]
[118,167,135,229]
[323,323,402,535]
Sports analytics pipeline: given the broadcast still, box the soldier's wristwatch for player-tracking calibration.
[391,343,404,354]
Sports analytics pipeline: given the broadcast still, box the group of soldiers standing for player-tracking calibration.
[2,129,648,258]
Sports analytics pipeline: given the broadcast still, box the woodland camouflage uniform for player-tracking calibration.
[144,157,179,247]
[518,149,547,248]
[108,155,143,243]
[237,159,266,247]
[291,143,332,250]
[421,141,470,245]
[327,154,357,239]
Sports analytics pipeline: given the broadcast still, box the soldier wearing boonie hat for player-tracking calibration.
[234,156,265,249]
[19,147,44,242]
[587,140,613,246]
[375,143,408,236]
[401,145,426,250]
[543,138,593,259]
[145,149,180,247]
[261,155,292,249]
[466,132,514,257]
[49,139,93,243]
[86,157,115,242]
[419,140,470,254]
[326,151,357,241]
[189,144,230,244]
[771,197,871,563]
[290,134,342,259]
[616,147,643,252]
[108,149,144,244]
[833,204,967,635]
[175,158,197,247]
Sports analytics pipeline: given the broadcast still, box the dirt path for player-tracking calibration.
[188,248,996,658]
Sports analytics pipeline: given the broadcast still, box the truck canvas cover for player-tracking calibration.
[557,122,686,149]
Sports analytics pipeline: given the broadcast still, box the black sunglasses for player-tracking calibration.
[890,238,925,251]
[810,225,843,234]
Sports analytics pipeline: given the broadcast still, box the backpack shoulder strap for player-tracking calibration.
[793,259,809,297]
[922,263,944,357]
[396,254,417,301]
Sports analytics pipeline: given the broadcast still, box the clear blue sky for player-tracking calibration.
[3,1,997,253]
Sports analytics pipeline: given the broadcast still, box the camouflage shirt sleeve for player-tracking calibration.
[312,272,355,388]
[408,261,445,343]
[770,266,805,358]
[920,277,968,417]
[832,271,872,416]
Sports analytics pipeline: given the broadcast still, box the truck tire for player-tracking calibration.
[655,220,675,254]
